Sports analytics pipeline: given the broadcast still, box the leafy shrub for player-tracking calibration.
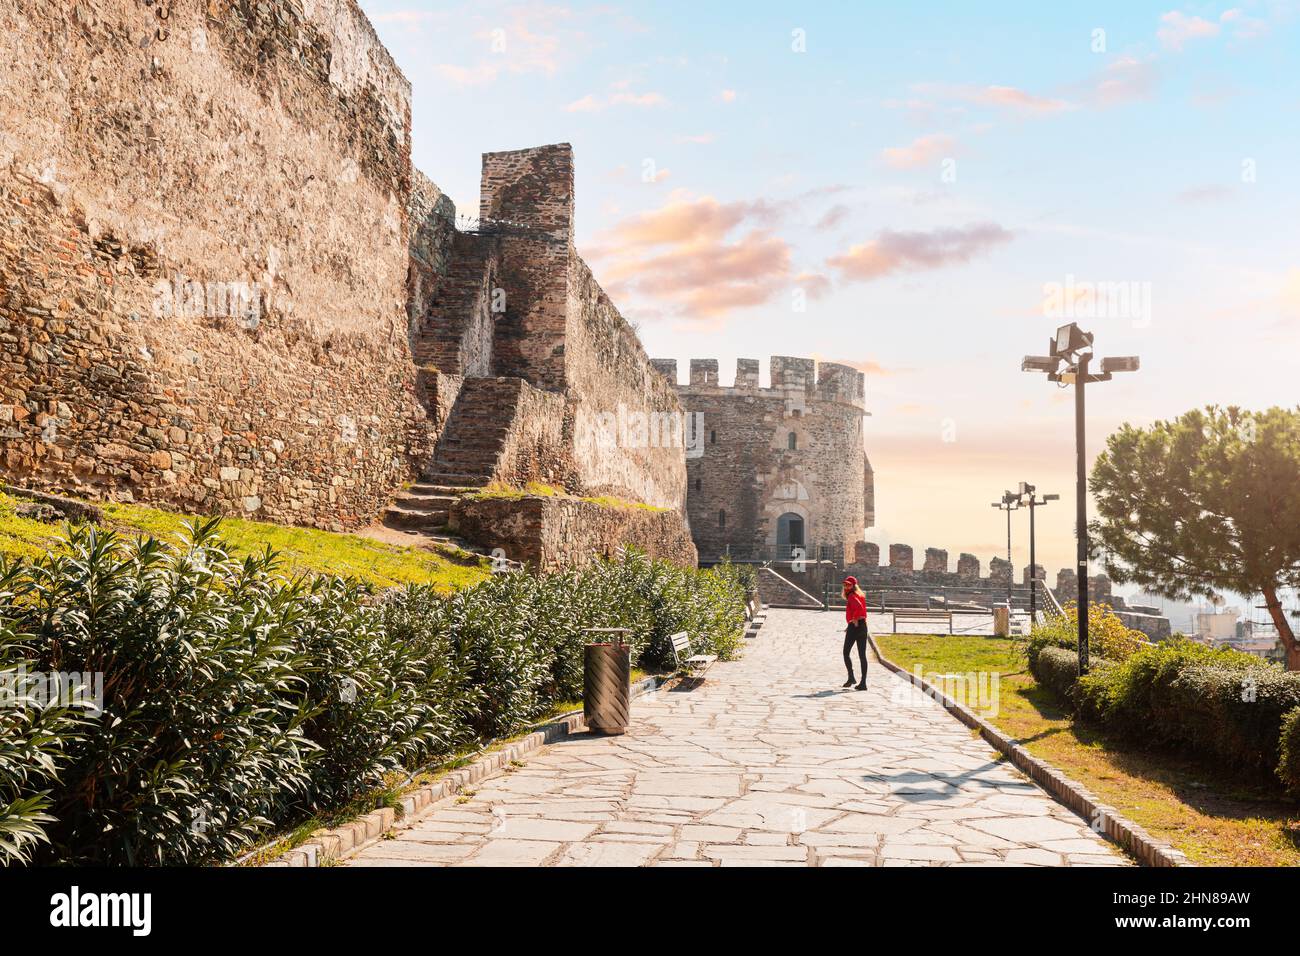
[1032,646,1082,702]
[293,576,470,807]
[1037,634,1300,791]
[5,522,318,865]
[0,565,84,866]
[0,527,748,865]
[1278,707,1300,797]
[1022,601,1144,672]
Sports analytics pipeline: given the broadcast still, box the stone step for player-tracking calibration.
[433,457,498,471]
[396,487,461,503]
[390,500,452,522]
[410,481,481,495]
[421,472,491,487]
[384,504,452,532]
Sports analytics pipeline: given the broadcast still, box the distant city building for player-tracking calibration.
[1195,609,1240,642]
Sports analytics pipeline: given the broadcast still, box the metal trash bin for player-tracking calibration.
[583,628,632,735]
[993,603,1011,638]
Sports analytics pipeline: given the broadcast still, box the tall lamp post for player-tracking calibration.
[1017,482,1059,622]
[990,491,1020,609]
[1022,323,1138,673]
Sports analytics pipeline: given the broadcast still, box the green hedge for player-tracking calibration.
[1031,646,1082,702]
[1030,637,1300,795]
[1279,707,1300,795]
[0,522,749,865]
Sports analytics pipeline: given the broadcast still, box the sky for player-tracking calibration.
[359,0,1300,582]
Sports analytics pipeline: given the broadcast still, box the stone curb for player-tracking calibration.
[255,675,662,868]
[866,632,1193,868]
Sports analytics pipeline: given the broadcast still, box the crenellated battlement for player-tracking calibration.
[651,356,867,409]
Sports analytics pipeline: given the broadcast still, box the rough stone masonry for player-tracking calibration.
[0,0,424,530]
[0,1,690,557]
[655,356,872,564]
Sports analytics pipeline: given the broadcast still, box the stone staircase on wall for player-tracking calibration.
[412,231,497,375]
[382,377,528,550]
[757,566,825,610]
[426,377,527,485]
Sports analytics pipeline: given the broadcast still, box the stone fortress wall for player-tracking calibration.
[0,2,688,553]
[654,356,871,564]
[0,0,428,529]
[840,543,1171,639]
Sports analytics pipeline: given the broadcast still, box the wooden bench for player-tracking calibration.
[669,631,717,675]
[892,608,953,634]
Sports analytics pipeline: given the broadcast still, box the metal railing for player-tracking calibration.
[454,214,559,239]
[1037,579,1066,621]
[703,544,844,566]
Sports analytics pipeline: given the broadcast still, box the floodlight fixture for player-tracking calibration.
[1100,356,1140,374]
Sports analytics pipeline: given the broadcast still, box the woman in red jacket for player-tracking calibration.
[842,576,869,690]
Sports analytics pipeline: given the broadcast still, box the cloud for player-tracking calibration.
[675,133,717,144]
[425,3,633,87]
[1157,10,1222,49]
[1157,7,1280,50]
[794,272,832,299]
[585,195,804,318]
[917,83,1074,116]
[827,223,1014,282]
[564,93,601,112]
[1219,6,1274,40]
[965,85,1075,114]
[881,133,957,169]
[566,87,667,111]
[1089,55,1159,106]
[814,204,851,230]
[595,195,784,247]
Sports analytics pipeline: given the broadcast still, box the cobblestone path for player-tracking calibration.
[347,608,1126,867]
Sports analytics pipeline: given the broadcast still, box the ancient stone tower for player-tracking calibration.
[652,357,872,564]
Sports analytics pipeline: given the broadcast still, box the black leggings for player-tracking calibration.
[843,620,868,677]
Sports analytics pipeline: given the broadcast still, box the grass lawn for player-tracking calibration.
[0,490,491,592]
[875,632,1300,867]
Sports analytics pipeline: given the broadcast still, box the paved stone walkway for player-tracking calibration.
[347,609,1126,867]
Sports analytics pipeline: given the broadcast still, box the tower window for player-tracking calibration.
[719,509,726,529]
[694,478,701,492]
[787,432,797,450]
[710,429,717,444]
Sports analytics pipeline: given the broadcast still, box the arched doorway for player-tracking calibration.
[776,512,805,559]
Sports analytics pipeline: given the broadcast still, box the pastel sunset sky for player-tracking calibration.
[360,0,1300,581]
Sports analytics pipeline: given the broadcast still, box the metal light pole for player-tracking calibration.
[991,491,1019,609]
[1022,324,1139,674]
[1017,482,1059,622]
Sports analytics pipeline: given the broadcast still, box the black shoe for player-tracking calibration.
[855,680,867,691]
[842,676,855,688]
